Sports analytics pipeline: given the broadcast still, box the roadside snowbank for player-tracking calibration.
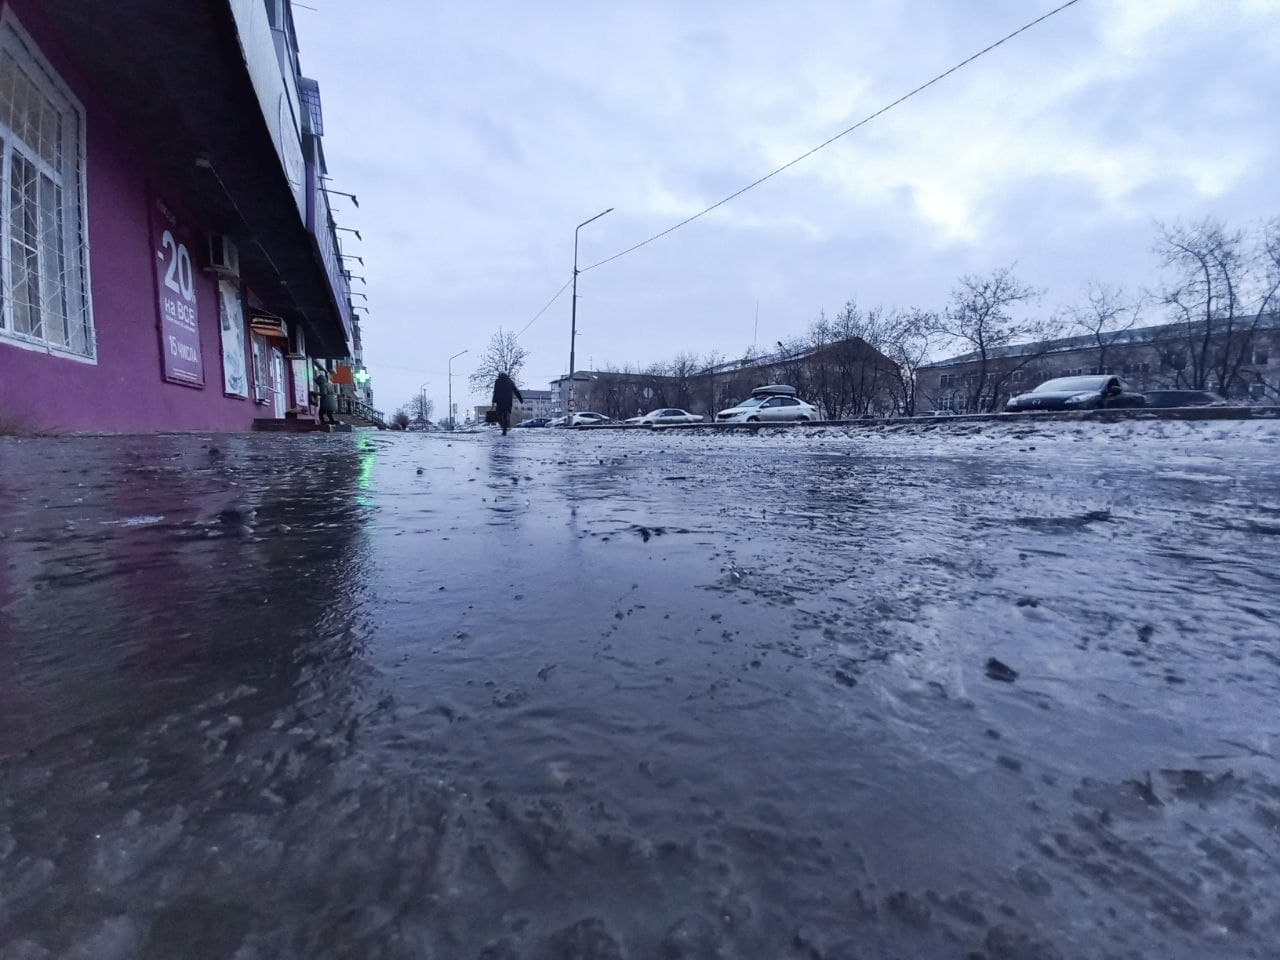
[614,416,1277,446]
[580,416,1280,470]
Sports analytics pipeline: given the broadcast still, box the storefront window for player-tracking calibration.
[251,335,270,403]
[0,12,92,360]
[218,280,249,397]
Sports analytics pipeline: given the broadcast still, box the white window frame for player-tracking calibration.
[0,8,94,363]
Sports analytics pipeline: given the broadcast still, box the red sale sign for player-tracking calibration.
[152,198,204,387]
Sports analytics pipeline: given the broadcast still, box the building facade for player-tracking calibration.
[917,315,1280,413]
[471,389,555,426]
[0,0,366,433]
[550,337,900,421]
[515,389,555,420]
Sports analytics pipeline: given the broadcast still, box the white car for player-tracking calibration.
[553,411,613,427]
[625,408,705,426]
[716,386,819,423]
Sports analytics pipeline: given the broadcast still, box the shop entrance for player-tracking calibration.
[270,347,287,419]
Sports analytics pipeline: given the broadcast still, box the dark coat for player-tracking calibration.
[492,373,523,410]
[315,374,338,413]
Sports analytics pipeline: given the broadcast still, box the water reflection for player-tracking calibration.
[0,436,379,958]
[2,429,1278,960]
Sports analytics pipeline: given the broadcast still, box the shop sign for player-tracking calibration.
[152,198,204,386]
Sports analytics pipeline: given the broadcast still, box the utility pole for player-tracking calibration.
[568,207,613,420]
[447,349,467,431]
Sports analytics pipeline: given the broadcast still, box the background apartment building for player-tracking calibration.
[917,315,1279,413]
[551,337,899,421]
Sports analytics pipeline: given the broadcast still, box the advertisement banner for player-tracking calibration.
[218,280,249,398]
[152,198,204,386]
[292,357,311,409]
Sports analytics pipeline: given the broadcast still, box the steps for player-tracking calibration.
[252,415,324,433]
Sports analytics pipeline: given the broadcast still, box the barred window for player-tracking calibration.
[0,12,92,360]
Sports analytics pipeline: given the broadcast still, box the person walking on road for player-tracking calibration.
[314,371,339,427]
[491,372,524,436]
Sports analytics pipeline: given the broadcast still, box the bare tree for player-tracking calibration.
[937,267,1051,411]
[397,395,433,424]
[1067,282,1142,374]
[391,409,411,430]
[1156,218,1279,396]
[805,302,901,418]
[676,353,704,407]
[1231,217,1280,398]
[468,328,529,393]
[880,308,941,417]
[406,394,434,422]
[1157,219,1242,391]
[1248,218,1280,400]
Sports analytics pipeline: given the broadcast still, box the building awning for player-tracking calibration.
[250,314,289,340]
[37,0,351,358]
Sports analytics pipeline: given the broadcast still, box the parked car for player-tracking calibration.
[1005,375,1145,412]
[514,417,551,428]
[625,408,705,425]
[551,412,613,427]
[717,385,819,423]
[1142,390,1227,408]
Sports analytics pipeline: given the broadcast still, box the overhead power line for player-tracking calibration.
[514,275,573,339]
[582,0,1083,273]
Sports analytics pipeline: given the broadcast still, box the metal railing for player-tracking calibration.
[338,396,385,426]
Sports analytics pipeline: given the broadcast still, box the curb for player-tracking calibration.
[572,405,1280,432]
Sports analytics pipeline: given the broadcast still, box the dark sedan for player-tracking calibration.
[1142,390,1226,408]
[1005,375,1145,412]
[514,417,551,428]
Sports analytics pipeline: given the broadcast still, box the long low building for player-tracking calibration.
[0,0,369,432]
[550,337,899,421]
[917,315,1279,413]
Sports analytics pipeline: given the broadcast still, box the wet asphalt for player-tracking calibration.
[1,423,1278,959]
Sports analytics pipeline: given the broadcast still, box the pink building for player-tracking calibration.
[0,0,365,433]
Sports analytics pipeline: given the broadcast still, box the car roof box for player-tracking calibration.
[751,384,797,397]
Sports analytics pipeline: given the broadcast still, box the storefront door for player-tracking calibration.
[270,347,287,419]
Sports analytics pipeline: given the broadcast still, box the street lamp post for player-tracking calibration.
[418,381,430,425]
[447,350,468,431]
[568,207,613,418]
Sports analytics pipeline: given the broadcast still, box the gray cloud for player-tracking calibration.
[297,0,1280,411]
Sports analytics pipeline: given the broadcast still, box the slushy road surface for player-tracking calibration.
[2,421,1278,959]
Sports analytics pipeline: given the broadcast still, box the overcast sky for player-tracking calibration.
[296,0,1280,415]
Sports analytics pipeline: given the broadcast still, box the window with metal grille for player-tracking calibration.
[0,12,92,360]
[298,76,323,136]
